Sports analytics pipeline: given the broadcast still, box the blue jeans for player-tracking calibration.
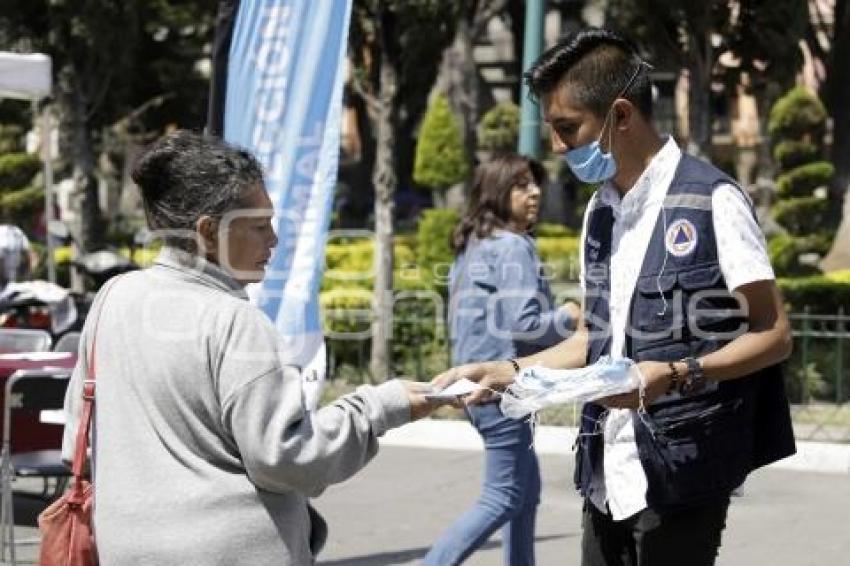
[424,402,541,565]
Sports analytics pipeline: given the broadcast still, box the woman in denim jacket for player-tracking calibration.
[425,154,579,565]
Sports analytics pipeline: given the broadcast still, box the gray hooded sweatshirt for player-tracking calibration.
[61,247,411,565]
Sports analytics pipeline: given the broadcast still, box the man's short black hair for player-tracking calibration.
[524,28,653,118]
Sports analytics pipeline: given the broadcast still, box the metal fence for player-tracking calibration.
[788,308,850,442]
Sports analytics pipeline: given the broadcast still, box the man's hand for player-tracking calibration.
[431,361,517,405]
[596,361,677,410]
[560,301,582,329]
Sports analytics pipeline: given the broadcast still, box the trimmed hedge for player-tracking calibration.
[778,275,850,315]
[535,222,577,237]
[0,185,43,214]
[768,86,828,140]
[776,161,835,198]
[771,196,829,235]
[415,208,459,288]
[773,140,820,171]
[413,95,469,191]
[477,101,520,152]
[0,153,40,190]
[537,236,581,281]
[768,233,832,277]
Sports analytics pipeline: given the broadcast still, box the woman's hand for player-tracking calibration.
[401,381,457,420]
[596,361,678,410]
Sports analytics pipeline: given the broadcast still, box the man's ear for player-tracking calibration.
[196,215,218,257]
[613,99,635,130]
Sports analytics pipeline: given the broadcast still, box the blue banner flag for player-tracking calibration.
[214,0,352,406]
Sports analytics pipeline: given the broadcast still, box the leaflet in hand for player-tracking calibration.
[424,378,482,400]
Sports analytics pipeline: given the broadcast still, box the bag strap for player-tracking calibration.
[69,277,121,497]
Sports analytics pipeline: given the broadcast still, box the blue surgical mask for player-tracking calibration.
[563,136,617,183]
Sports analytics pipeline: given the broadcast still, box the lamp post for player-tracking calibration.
[518,0,545,158]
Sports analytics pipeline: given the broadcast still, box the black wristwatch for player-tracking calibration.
[679,357,707,396]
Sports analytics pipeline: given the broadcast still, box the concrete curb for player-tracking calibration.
[381,419,850,474]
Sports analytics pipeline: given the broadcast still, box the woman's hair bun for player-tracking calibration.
[131,130,197,202]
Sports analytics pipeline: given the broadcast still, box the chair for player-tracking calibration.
[0,329,52,354]
[0,369,72,564]
[52,331,81,354]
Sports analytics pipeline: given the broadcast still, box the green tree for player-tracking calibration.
[606,0,806,159]
[413,95,470,208]
[434,0,508,163]
[0,0,217,254]
[768,87,834,276]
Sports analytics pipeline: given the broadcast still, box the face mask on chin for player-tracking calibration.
[562,61,648,184]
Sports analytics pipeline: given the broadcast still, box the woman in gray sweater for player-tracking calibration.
[61,131,439,565]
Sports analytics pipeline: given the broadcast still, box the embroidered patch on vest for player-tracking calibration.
[665,219,698,257]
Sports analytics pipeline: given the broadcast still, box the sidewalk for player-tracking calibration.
[381,418,850,474]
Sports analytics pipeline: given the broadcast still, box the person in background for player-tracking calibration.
[62,130,446,565]
[425,153,579,566]
[0,222,38,288]
[433,29,795,566]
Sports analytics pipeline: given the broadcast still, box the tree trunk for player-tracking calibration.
[59,66,104,257]
[829,0,849,201]
[685,32,713,159]
[822,0,850,271]
[436,17,480,165]
[369,52,398,382]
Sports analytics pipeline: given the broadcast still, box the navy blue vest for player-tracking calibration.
[576,154,796,511]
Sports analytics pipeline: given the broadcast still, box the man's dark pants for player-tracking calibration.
[580,495,731,566]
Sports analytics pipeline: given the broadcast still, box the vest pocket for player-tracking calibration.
[633,273,682,337]
[678,264,746,343]
[636,394,754,508]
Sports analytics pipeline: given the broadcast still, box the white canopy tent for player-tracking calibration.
[0,52,56,283]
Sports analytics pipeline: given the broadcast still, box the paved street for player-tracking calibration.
[3,443,848,565]
[314,446,850,566]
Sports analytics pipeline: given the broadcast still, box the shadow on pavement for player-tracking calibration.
[319,533,574,565]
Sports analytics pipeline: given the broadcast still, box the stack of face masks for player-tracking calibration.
[500,356,639,419]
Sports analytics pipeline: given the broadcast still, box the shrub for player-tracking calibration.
[0,125,24,154]
[323,238,418,292]
[768,86,827,141]
[773,140,820,171]
[0,153,41,189]
[768,233,832,277]
[0,185,43,217]
[778,275,850,314]
[770,196,829,235]
[415,208,459,287]
[477,101,520,152]
[826,270,850,283]
[536,236,581,281]
[775,161,835,198]
[535,222,576,237]
[413,95,469,193]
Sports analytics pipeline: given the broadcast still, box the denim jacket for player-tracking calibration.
[449,230,572,365]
